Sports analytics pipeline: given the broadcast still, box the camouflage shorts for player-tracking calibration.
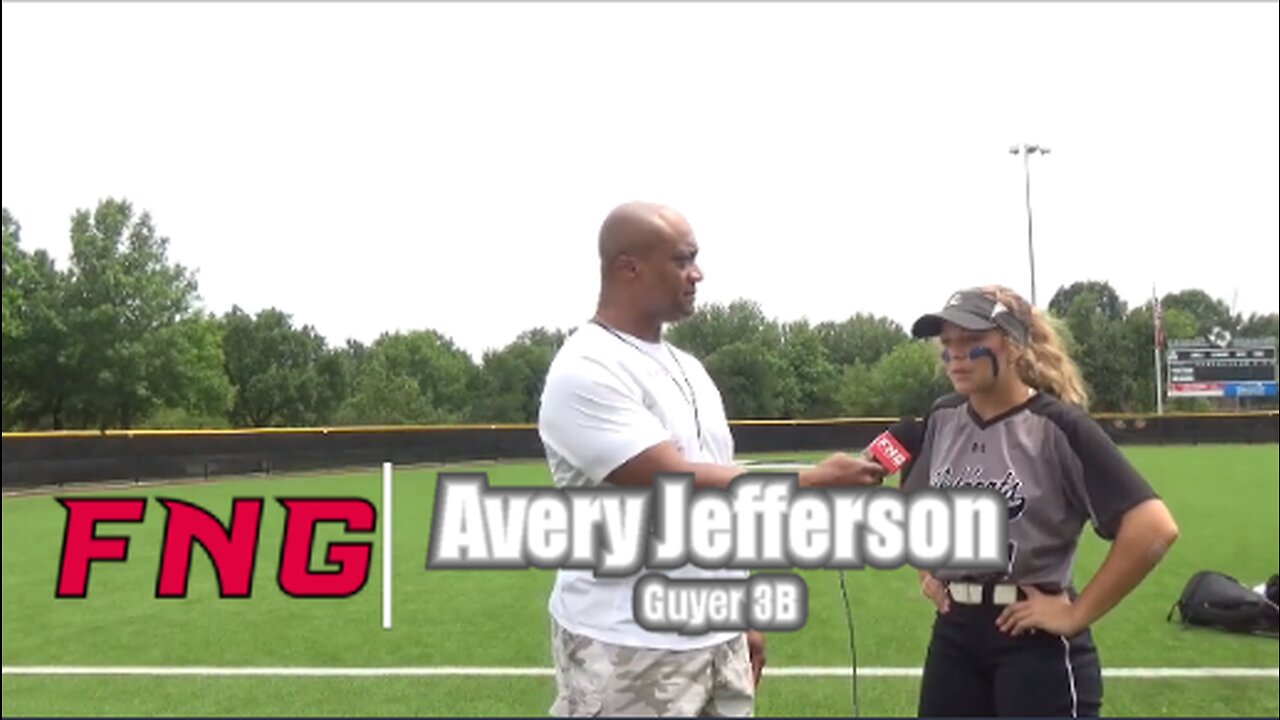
[549,620,755,717]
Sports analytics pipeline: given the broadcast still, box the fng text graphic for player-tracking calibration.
[55,497,376,599]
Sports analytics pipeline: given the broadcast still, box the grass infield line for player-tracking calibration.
[3,666,1277,679]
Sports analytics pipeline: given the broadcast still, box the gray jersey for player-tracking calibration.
[902,392,1158,590]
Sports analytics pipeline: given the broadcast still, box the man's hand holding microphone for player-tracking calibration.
[799,452,887,488]
[791,417,926,489]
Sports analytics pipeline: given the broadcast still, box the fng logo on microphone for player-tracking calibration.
[872,437,909,470]
[868,433,912,473]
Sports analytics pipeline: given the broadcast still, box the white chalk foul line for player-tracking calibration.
[2,666,1276,679]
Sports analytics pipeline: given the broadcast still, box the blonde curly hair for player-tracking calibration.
[979,285,1090,409]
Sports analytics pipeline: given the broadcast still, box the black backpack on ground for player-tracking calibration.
[1167,570,1279,639]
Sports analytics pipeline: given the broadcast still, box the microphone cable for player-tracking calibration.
[837,569,861,717]
[750,459,865,715]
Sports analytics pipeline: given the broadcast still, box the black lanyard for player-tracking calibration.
[589,319,704,448]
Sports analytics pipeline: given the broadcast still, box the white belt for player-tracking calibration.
[948,582,1019,605]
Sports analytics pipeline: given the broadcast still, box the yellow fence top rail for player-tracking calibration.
[3,411,1275,439]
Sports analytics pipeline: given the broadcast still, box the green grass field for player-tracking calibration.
[3,444,1278,717]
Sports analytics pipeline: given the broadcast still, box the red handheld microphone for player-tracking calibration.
[865,418,925,474]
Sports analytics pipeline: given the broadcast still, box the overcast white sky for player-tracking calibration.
[3,2,1277,360]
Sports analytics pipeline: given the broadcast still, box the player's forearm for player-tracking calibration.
[1071,499,1179,631]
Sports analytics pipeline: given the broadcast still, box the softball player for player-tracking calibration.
[902,285,1180,718]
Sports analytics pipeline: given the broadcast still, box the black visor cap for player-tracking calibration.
[911,289,1028,344]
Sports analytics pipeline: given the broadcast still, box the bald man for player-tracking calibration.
[537,202,886,717]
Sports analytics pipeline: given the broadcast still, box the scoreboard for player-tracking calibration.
[1166,338,1277,398]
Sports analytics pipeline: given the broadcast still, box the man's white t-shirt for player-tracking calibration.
[538,321,748,650]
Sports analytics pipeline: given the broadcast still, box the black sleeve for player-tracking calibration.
[1056,407,1159,540]
[899,425,931,492]
[900,393,964,492]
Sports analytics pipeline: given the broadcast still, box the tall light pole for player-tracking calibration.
[1009,143,1050,307]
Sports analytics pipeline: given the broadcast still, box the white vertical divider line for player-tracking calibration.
[382,461,393,631]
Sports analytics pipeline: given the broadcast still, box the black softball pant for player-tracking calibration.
[917,603,1103,717]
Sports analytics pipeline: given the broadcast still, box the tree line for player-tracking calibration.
[3,198,1277,432]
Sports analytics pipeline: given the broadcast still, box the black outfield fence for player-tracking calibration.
[2,412,1277,489]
